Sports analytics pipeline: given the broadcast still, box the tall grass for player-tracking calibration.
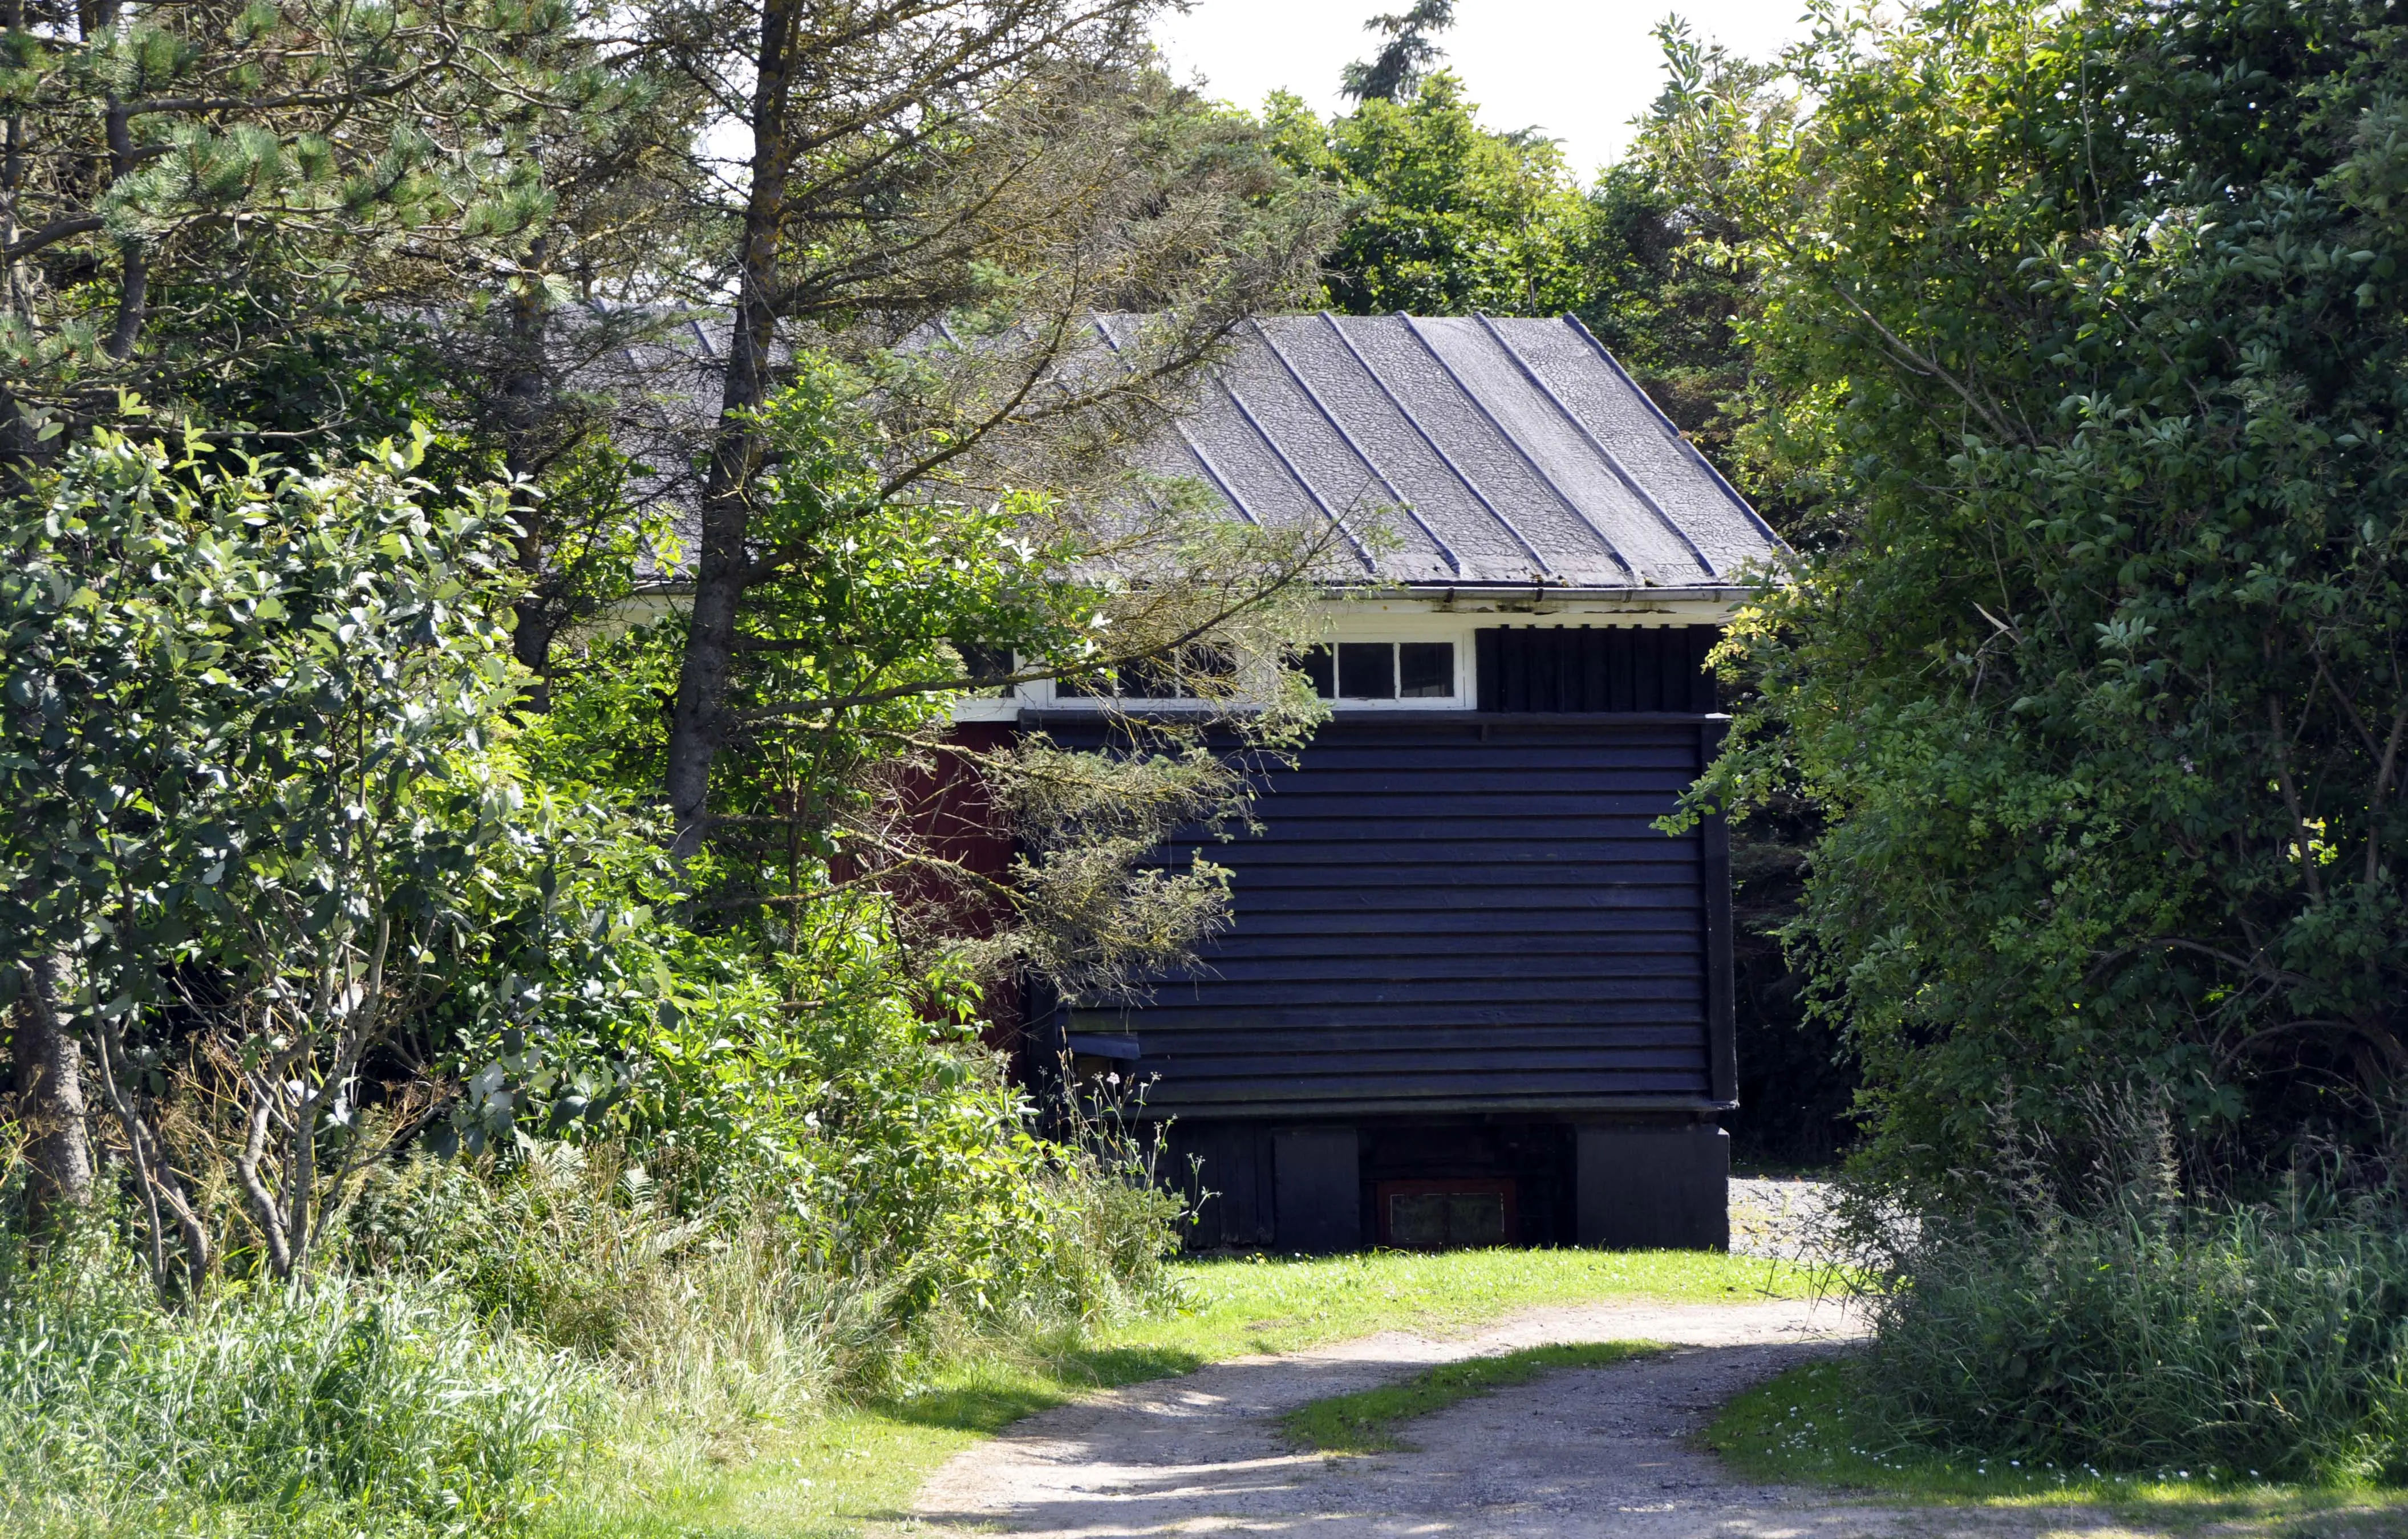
[348,1138,1182,1426]
[1859,1106,2408,1483]
[0,1127,1187,1537]
[0,1221,586,1536]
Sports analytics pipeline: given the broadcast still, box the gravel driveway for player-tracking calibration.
[1729,1177,1846,1264]
[902,1298,2357,1539]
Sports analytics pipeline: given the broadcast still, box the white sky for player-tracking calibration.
[1153,0,1817,177]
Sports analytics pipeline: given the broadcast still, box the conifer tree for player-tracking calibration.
[630,0,1337,860]
[1339,0,1453,104]
[0,0,600,454]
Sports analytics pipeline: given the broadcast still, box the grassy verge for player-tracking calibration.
[1280,1341,1659,1455]
[1707,1360,2408,1536]
[549,1246,1811,1537]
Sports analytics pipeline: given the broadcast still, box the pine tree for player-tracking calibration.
[0,0,583,455]
[630,0,1337,860]
[1339,0,1453,104]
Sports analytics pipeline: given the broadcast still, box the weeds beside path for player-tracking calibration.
[543,1248,1813,1537]
[1710,1359,2408,1539]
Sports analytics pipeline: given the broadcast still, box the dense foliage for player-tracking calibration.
[0,420,1196,1532]
[1269,72,1592,316]
[0,1223,586,1533]
[1659,0,2408,1197]
[0,427,556,1286]
[0,6,1319,1533]
[1860,1097,2408,1481]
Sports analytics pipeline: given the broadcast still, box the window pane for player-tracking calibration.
[1056,666,1111,697]
[1294,645,1335,699]
[1180,643,1238,696]
[1122,656,1179,698]
[1337,642,1396,699]
[1398,642,1453,697]
[1389,1193,1449,1248]
[1446,1192,1509,1246]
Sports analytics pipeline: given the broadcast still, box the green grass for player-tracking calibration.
[548,1246,1810,1537]
[1708,1359,2408,1536]
[1280,1341,1660,1454]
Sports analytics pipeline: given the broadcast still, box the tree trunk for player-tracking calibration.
[502,244,558,706]
[100,100,143,362]
[511,598,558,714]
[662,0,800,862]
[11,953,92,1235]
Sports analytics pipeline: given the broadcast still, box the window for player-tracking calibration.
[1295,641,1456,701]
[1398,642,1453,697]
[953,641,1015,696]
[1338,641,1392,698]
[1376,1179,1517,1248]
[1056,644,1235,700]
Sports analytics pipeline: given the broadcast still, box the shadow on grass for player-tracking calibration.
[1052,1343,1213,1388]
[869,1344,1211,1434]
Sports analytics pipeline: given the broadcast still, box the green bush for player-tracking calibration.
[0,1222,587,1536]
[1864,1164,2408,1483]
[346,1127,1181,1412]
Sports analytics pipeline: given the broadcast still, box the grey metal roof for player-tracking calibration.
[1112,313,1781,590]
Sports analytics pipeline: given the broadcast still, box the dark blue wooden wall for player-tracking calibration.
[1477,625,1722,714]
[1045,712,1735,1118]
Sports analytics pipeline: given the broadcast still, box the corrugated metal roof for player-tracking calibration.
[1110,313,1781,591]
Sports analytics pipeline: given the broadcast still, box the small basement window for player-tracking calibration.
[1295,641,1456,701]
[1376,1179,1516,1248]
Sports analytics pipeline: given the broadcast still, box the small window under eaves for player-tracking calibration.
[1295,640,1458,704]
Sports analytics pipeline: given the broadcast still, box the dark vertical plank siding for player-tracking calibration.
[1475,625,1721,713]
[1700,721,1737,1105]
[1052,716,1719,1114]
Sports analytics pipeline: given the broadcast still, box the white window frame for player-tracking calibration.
[1295,632,1473,710]
[1020,614,1479,713]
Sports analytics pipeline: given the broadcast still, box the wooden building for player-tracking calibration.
[977,312,1783,1251]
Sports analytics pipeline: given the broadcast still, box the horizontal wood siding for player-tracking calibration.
[1050,716,1716,1115]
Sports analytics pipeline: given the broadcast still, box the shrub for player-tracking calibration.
[344,1124,1182,1429]
[346,1142,879,1427]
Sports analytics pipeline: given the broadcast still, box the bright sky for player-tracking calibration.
[1153,0,1817,176]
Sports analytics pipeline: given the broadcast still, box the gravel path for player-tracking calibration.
[1729,1177,1844,1265]
[901,1298,2311,1539]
